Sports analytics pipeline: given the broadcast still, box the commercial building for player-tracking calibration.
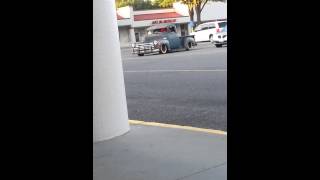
[116,2,227,47]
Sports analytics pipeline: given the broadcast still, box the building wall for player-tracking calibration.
[180,23,188,36]
[117,19,131,26]
[118,27,130,47]
[132,16,189,28]
[175,24,182,36]
[134,27,147,42]
[117,6,131,18]
[134,8,175,15]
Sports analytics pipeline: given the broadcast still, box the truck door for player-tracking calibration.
[167,26,181,49]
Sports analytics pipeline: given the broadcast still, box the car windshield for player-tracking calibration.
[218,22,227,28]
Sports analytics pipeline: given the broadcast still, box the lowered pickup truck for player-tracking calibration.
[131,24,196,56]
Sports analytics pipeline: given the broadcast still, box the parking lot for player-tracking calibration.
[121,42,227,131]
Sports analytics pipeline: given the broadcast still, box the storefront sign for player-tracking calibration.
[152,19,176,24]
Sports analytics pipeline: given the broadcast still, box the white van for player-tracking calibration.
[190,20,227,42]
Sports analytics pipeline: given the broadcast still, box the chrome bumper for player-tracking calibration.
[132,43,159,54]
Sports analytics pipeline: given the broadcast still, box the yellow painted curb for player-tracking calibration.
[129,120,227,135]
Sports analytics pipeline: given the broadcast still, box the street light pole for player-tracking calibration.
[93,0,130,142]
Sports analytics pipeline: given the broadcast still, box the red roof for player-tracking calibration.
[117,14,124,20]
[134,12,184,21]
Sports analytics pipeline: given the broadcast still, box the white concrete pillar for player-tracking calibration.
[129,27,136,43]
[93,0,130,142]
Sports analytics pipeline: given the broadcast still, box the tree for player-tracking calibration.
[115,0,134,8]
[157,0,195,24]
[155,0,175,8]
[194,0,225,25]
[157,0,225,26]
[116,0,164,10]
[181,0,196,24]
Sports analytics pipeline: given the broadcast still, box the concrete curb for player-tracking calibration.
[129,120,227,135]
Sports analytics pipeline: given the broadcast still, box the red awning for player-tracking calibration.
[134,12,184,21]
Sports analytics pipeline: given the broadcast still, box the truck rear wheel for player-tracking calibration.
[159,44,168,54]
[185,41,192,51]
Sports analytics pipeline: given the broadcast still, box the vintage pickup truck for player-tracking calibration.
[131,24,197,56]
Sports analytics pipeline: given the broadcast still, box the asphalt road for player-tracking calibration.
[121,42,227,131]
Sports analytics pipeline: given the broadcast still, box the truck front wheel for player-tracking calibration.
[159,44,168,54]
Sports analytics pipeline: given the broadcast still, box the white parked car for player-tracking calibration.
[190,20,227,43]
[212,25,227,47]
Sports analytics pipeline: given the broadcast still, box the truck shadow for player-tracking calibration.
[129,43,226,57]
[141,46,211,57]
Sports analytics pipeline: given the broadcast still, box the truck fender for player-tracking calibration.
[159,40,171,51]
[184,37,195,50]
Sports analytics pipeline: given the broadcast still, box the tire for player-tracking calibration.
[138,53,144,56]
[209,35,214,43]
[159,44,168,54]
[215,44,222,48]
[185,41,192,51]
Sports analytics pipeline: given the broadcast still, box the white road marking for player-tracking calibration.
[124,69,227,73]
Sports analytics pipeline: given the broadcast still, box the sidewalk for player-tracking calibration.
[93,121,227,180]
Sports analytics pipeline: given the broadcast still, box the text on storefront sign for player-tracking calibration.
[152,19,176,24]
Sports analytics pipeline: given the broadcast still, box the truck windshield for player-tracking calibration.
[152,28,167,33]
